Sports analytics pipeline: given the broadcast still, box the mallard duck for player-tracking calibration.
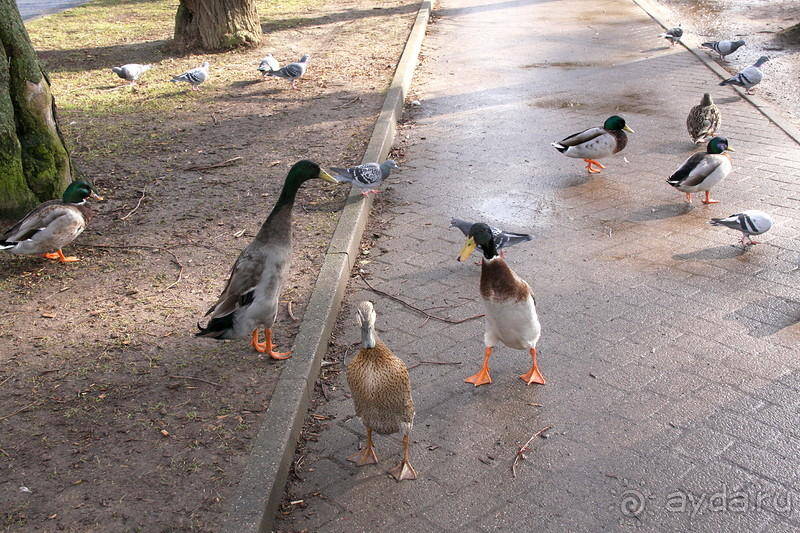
[686,93,721,144]
[659,24,683,46]
[702,40,746,60]
[450,218,532,262]
[710,210,774,247]
[196,160,337,358]
[0,181,102,263]
[267,54,310,89]
[347,301,416,481]
[457,223,544,387]
[330,160,398,196]
[667,136,734,204]
[720,56,768,94]
[552,115,633,174]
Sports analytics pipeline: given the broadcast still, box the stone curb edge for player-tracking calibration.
[632,0,800,147]
[221,2,432,532]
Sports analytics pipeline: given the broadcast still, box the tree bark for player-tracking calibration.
[0,0,72,218]
[174,0,261,52]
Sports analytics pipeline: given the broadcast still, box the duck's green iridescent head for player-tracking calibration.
[457,222,498,261]
[285,160,337,189]
[62,181,103,204]
[707,137,734,154]
[603,115,634,133]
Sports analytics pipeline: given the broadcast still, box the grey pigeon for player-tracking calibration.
[267,54,309,89]
[659,24,683,46]
[111,63,152,84]
[720,56,768,94]
[257,54,281,79]
[702,40,746,60]
[450,218,532,257]
[331,160,398,196]
[686,93,721,144]
[170,61,210,91]
[710,210,774,247]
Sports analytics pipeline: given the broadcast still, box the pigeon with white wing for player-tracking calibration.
[267,54,310,89]
[170,61,210,91]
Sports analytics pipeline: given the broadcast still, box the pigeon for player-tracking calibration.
[710,210,774,247]
[257,54,280,79]
[720,56,768,94]
[170,61,210,91]
[686,93,721,144]
[330,160,398,196]
[701,40,746,60]
[667,136,734,204]
[450,218,532,259]
[267,54,310,89]
[659,24,683,46]
[111,63,152,84]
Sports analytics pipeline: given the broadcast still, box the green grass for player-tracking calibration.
[24,0,324,161]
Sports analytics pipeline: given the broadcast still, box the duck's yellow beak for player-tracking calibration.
[623,125,634,133]
[90,191,104,201]
[725,146,735,152]
[457,237,477,262]
[319,168,338,183]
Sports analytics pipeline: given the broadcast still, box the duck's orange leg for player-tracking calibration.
[387,434,417,481]
[584,159,605,174]
[701,191,719,204]
[43,250,79,263]
[520,348,546,385]
[685,192,693,203]
[251,328,292,359]
[348,428,379,466]
[465,347,493,386]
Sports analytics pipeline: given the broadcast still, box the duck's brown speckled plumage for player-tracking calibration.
[686,93,721,144]
[346,301,416,481]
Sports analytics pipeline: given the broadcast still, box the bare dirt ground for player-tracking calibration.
[0,1,417,531]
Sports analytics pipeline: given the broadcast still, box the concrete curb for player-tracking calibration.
[632,0,800,147]
[221,2,432,532]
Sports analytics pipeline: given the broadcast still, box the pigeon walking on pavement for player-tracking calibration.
[170,61,210,91]
[267,54,310,89]
[111,63,152,84]
[719,56,768,94]
[659,24,683,46]
[331,160,398,196]
[686,93,721,144]
[701,40,746,60]
[257,54,281,79]
[710,210,774,248]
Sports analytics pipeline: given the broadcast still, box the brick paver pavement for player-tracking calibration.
[274,0,799,531]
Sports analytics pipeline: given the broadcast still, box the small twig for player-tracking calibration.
[332,95,361,109]
[0,375,11,388]
[287,301,298,321]
[169,375,221,387]
[512,425,553,478]
[119,187,147,220]
[184,156,242,172]
[407,360,462,370]
[359,275,483,325]
[0,400,43,421]
[82,244,183,290]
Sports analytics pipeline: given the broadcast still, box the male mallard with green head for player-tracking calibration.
[552,115,633,174]
[457,223,544,387]
[667,136,733,204]
[0,181,102,263]
[347,301,416,481]
[197,160,337,358]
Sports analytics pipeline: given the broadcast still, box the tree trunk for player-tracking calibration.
[174,0,261,52]
[0,0,72,217]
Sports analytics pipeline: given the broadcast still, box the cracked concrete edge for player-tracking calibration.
[221,2,432,532]
[632,0,800,147]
